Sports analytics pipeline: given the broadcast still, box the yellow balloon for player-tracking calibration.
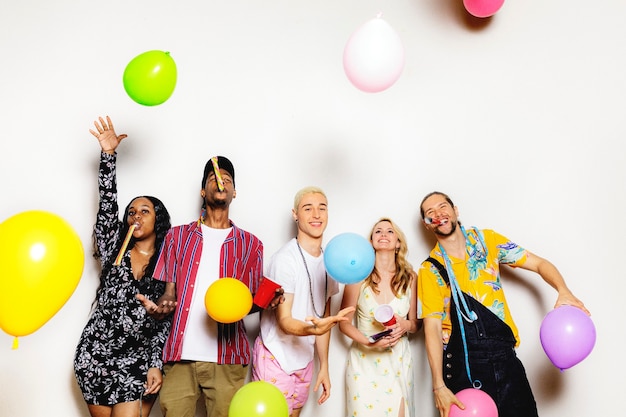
[0,211,84,339]
[205,278,253,324]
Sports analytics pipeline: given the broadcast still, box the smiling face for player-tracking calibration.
[293,192,328,240]
[371,220,401,252]
[420,193,459,237]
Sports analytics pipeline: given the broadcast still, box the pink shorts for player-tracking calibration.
[251,336,313,414]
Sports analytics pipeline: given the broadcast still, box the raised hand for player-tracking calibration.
[89,115,127,154]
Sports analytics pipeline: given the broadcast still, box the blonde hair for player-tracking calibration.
[293,186,327,211]
[365,217,415,297]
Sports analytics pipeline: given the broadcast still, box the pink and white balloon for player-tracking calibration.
[343,14,405,93]
[463,0,505,18]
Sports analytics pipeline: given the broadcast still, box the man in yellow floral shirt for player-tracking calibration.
[417,191,589,417]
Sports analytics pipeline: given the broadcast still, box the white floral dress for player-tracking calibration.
[345,283,414,417]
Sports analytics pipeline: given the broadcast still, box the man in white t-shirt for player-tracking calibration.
[138,156,281,417]
[252,186,354,417]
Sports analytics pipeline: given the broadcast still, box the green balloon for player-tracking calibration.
[228,381,289,417]
[123,50,177,106]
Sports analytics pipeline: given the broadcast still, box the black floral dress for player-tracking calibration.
[74,152,171,405]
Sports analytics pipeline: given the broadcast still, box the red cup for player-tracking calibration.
[253,277,282,309]
[374,304,397,326]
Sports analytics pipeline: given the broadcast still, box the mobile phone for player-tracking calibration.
[368,328,392,343]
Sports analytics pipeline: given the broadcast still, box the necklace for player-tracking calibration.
[134,247,153,256]
[296,239,328,318]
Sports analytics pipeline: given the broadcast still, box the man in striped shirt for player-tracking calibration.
[148,156,268,417]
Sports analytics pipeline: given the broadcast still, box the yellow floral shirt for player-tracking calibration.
[417,228,527,346]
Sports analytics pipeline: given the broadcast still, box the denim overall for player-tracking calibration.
[428,258,539,417]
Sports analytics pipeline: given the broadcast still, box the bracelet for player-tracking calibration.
[432,384,446,392]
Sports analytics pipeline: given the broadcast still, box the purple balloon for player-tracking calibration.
[540,305,596,370]
[450,388,498,417]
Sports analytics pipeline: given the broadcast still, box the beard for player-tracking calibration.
[434,220,457,237]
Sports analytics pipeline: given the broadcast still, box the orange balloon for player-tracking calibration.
[0,211,84,343]
[204,278,252,323]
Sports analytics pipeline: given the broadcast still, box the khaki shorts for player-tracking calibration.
[160,361,247,417]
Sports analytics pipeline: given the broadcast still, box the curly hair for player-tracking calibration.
[117,195,171,278]
[91,196,171,309]
[364,217,415,297]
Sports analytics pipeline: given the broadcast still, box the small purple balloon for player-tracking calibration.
[540,305,596,370]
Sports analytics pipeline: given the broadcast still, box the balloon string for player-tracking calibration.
[12,337,18,350]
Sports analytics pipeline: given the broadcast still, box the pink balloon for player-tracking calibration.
[450,389,498,417]
[463,0,505,18]
[540,305,596,370]
[343,15,405,93]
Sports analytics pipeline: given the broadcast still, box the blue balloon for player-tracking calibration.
[324,232,375,284]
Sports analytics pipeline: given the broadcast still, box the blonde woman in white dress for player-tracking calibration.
[339,218,421,417]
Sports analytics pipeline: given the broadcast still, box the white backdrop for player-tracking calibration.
[0,1,622,416]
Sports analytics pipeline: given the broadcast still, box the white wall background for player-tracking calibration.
[0,0,622,416]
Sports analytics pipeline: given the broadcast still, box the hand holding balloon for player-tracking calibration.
[449,388,497,417]
[554,290,590,316]
[540,305,596,370]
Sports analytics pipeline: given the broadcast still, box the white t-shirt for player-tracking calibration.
[259,238,339,374]
[181,225,232,361]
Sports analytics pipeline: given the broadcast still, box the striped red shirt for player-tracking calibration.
[154,220,263,364]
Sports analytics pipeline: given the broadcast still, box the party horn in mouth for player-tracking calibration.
[114,223,136,266]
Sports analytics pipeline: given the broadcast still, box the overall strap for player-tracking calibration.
[425,256,480,388]
[426,257,449,285]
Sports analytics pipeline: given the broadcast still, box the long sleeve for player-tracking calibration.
[93,151,122,266]
[149,305,172,368]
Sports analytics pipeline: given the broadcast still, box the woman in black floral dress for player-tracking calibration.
[74,116,172,417]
